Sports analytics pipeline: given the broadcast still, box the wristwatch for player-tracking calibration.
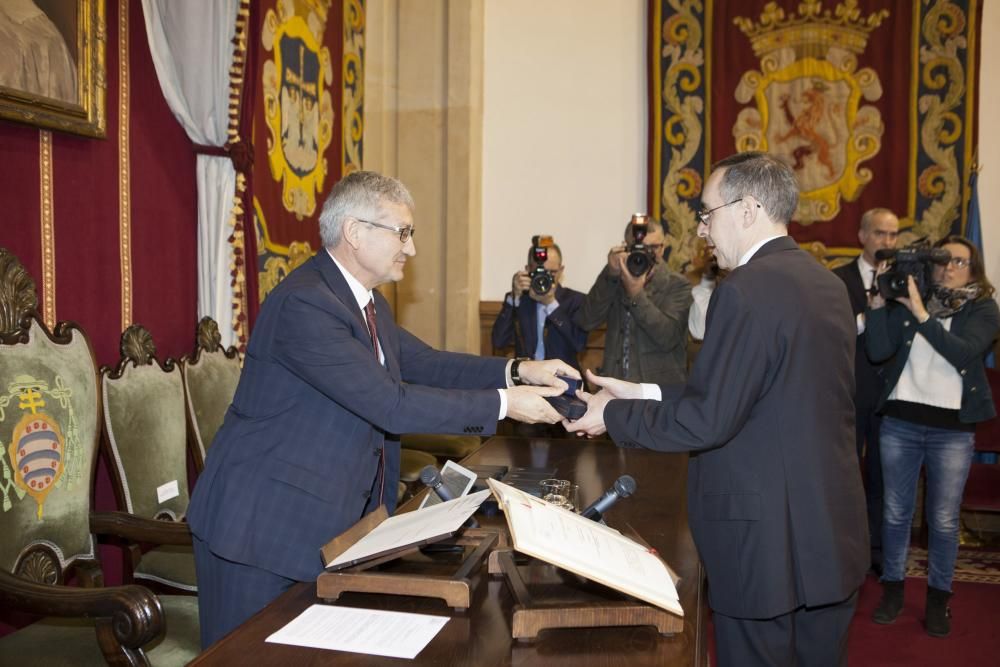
[510,358,528,385]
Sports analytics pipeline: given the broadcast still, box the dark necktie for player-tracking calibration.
[364,298,385,504]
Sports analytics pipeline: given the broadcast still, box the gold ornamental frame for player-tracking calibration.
[0,0,106,138]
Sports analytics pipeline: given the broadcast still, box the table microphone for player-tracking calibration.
[580,474,637,522]
[419,465,478,528]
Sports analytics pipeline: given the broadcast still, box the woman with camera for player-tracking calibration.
[866,236,999,637]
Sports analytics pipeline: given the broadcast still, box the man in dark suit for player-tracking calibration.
[832,207,900,575]
[566,152,868,666]
[491,239,588,369]
[187,171,577,648]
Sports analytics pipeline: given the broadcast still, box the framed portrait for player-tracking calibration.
[0,0,106,138]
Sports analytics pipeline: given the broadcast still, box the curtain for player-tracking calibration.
[141,0,240,348]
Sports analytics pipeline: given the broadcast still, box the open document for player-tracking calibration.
[487,478,683,617]
[324,489,491,570]
[266,604,448,659]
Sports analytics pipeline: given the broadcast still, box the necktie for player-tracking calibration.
[364,298,385,504]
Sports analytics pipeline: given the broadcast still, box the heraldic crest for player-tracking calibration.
[2,374,83,520]
[262,0,336,219]
[733,0,888,223]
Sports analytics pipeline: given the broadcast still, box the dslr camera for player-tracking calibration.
[527,235,555,296]
[626,213,657,277]
[875,242,951,300]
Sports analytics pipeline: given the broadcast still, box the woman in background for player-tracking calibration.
[866,236,999,637]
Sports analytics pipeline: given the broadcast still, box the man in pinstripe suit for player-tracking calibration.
[187,171,576,648]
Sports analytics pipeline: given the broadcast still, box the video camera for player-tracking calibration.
[527,235,555,296]
[874,242,951,300]
[625,213,657,277]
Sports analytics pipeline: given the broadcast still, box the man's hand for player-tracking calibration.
[506,385,564,424]
[563,388,613,436]
[583,369,643,399]
[517,359,580,390]
[511,270,530,296]
[607,244,627,277]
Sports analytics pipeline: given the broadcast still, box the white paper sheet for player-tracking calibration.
[327,489,491,569]
[265,604,448,659]
[418,459,478,509]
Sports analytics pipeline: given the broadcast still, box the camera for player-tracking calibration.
[527,235,555,295]
[626,213,657,277]
[875,243,951,300]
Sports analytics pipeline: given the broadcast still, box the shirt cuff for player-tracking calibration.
[498,389,508,419]
[640,383,662,401]
[856,312,866,336]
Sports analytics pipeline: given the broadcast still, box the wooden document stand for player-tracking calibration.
[492,526,684,640]
[316,506,500,610]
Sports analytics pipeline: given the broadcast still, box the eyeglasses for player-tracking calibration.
[696,199,745,225]
[948,257,971,269]
[357,218,415,243]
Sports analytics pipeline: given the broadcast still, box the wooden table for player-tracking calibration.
[191,436,707,666]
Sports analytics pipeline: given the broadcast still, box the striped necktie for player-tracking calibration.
[364,298,385,504]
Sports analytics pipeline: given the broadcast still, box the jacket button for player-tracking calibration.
[971,386,977,392]
[960,369,967,376]
[373,447,382,457]
[903,320,910,327]
[906,341,912,346]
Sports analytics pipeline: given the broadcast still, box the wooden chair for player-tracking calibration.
[0,247,199,665]
[180,317,241,471]
[101,325,197,593]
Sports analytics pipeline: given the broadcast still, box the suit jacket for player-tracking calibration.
[605,237,868,619]
[490,285,588,369]
[832,259,884,412]
[187,251,508,581]
[575,265,692,384]
[866,296,1000,424]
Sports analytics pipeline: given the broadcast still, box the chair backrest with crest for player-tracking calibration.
[101,325,189,521]
[0,248,102,585]
[180,316,241,470]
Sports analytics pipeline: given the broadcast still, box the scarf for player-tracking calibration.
[927,283,981,319]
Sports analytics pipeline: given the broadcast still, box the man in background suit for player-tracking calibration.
[187,171,577,648]
[567,152,868,666]
[491,239,588,369]
[833,207,900,575]
[575,218,692,384]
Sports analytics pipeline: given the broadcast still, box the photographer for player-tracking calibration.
[575,216,692,384]
[491,238,588,370]
[866,236,999,638]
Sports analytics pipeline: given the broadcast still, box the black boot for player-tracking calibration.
[872,580,905,624]
[925,586,952,637]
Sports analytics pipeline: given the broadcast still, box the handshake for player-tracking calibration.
[507,362,640,435]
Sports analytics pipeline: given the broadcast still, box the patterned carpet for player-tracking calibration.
[906,547,1000,584]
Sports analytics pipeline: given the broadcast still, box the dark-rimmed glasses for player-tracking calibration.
[696,199,743,225]
[357,218,415,243]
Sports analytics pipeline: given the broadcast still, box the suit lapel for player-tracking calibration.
[373,292,401,380]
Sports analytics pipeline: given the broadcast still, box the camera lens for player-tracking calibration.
[530,269,553,295]
[626,250,652,277]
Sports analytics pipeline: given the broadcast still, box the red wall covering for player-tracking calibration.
[0,0,197,634]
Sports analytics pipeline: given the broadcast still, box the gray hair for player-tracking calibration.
[712,151,799,224]
[859,207,896,233]
[318,171,415,248]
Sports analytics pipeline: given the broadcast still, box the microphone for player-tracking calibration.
[420,465,456,502]
[580,475,637,522]
[419,465,478,528]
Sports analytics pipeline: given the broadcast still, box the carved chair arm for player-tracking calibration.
[90,511,193,546]
[0,569,164,653]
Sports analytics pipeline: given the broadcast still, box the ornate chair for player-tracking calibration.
[101,325,197,593]
[0,247,199,665]
[180,317,241,472]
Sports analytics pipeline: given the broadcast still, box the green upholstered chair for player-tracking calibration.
[400,433,483,461]
[180,317,241,472]
[101,325,196,593]
[0,247,199,666]
[399,448,438,484]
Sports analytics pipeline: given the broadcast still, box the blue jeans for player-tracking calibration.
[880,416,975,591]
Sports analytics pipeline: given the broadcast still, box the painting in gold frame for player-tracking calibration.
[0,0,106,138]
